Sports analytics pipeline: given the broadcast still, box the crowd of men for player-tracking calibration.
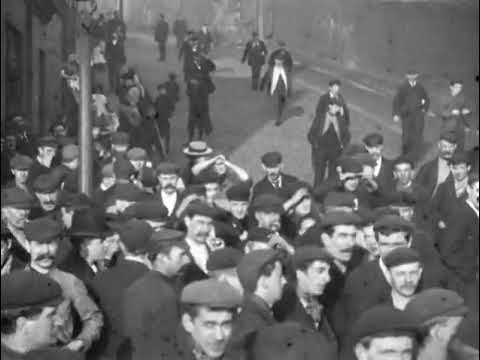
[1,9,479,360]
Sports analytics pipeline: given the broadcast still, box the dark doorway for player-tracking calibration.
[5,23,23,121]
[38,49,47,133]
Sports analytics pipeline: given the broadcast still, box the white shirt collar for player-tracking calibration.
[185,237,209,274]
[378,258,391,283]
[161,191,178,216]
[466,200,479,217]
[374,157,382,178]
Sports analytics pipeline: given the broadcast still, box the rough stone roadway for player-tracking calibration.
[126,32,438,183]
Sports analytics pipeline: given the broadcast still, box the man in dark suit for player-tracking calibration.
[123,230,189,360]
[88,219,153,360]
[153,162,183,218]
[362,133,394,194]
[251,151,299,201]
[26,136,57,188]
[415,130,458,199]
[273,246,338,357]
[242,31,268,91]
[308,80,351,186]
[154,14,169,61]
[393,70,430,164]
[173,16,187,50]
[439,173,479,298]
[178,31,195,82]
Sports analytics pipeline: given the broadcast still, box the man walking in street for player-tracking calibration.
[154,14,169,62]
[242,32,268,91]
[393,70,430,164]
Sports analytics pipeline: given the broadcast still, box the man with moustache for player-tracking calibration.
[29,173,63,221]
[154,162,184,218]
[26,136,57,187]
[273,246,338,357]
[24,217,103,352]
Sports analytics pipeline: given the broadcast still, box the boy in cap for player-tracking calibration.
[273,246,338,356]
[393,69,430,163]
[415,130,458,198]
[89,219,154,359]
[207,247,244,295]
[7,154,33,193]
[26,136,57,187]
[242,31,268,91]
[406,288,479,360]
[1,271,85,359]
[362,132,394,193]
[350,305,418,360]
[123,229,190,360]
[24,217,103,352]
[230,249,286,348]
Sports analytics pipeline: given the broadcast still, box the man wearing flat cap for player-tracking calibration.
[350,305,418,360]
[26,135,57,187]
[6,154,33,194]
[52,144,79,193]
[23,217,103,352]
[123,200,170,231]
[273,246,338,357]
[29,173,63,221]
[415,130,458,199]
[88,219,154,359]
[225,182,251,241]
[228,249,286,352]
[207,247,244,295]
[393,70,430,163]
[363,132,394,194]
[406,288,479,360]
[1,271,86,360]
[123,229,190,360]
[308,79,351,186]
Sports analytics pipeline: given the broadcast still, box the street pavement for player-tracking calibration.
[125,32,451,182]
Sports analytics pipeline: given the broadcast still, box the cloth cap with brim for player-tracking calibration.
[57,192,94,210]
[363,133,384,147]
[383,247,421,268]
[405,288,469,325]
[111,132,130,146]
[182,141,213,156]
[261,152,283,167]
[184,201,218,219]
[237,249,280,293]
[105,183,149,204]
[337,157,363,174]
[351,305,418,345]
[69,208,108,239]
[150,229,185,243]
[292,246,333,268]
[24,217,63,244]
[62,144,79,163]
[250,194,284,214]
[374,215,415,234]
[156,162,180,175]
[440,130,457,145]
[1,271,63,314]
[213,221,240,248]
[123,201,169,222]
[393,155,415,169]
[321,211,362,228]
[226,182,251,202]
[32,173,61,194]
[181,279,242,308]
[127,147,147,161]
[323,192,357,209]
[207,247,244,272]
[10,154,33,170]
[37,136,57,148]
[119,219,154,253]
[448,151,470,166]
[1,188,35,209]
[114,158,136,180]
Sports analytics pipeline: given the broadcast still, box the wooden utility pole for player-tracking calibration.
[257,0,264,40]
[77,30,93,196]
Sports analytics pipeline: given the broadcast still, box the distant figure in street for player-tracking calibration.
[105,31,126,93]
[154,14,169,62]
[393,70,430,164]
[179,31,196,83]
[154,84,174,155]
[173,16,188,50]
[307,79,351,186]
[198,24,213,55]
[242,31,268,91]
[164,72,180,105]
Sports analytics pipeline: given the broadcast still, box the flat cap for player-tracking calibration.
[114,157,135,180]
[374,215,415,234]
[151,228,185,243]
[351,304,418,344]
[250,194,284,214]
[10,154,33,170]
[181,279,242,308]
[321,211,362,227]
[237,249,280,293]
[156,162,180,175]
[363,133,384,147]
[37,135,57,148]
[1,188,35,209]
[440,130,457,144]
[448,151,470,166]
[405,288,468,325]
[383,247,421,268]
[126,147,147,161]
[57,192,94,209]
[337,157,363,174]
[111,131,130,145]
[106,183,148,203]
[207,247,244,272]
[261,152,282,167]
[32,173,61,194]
[123,201,169,221]
[62,144,79,163]
[323,192,357,209]
[292,246,332,268]
[226,182,251,202]
[184,201,218,219]
[24,217,63,243]
[1,271,63,314]
[119,219,154,253]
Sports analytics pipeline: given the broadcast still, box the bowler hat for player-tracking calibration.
[69,208,108,239]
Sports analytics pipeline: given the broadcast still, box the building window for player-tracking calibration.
[5,23,23,120]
